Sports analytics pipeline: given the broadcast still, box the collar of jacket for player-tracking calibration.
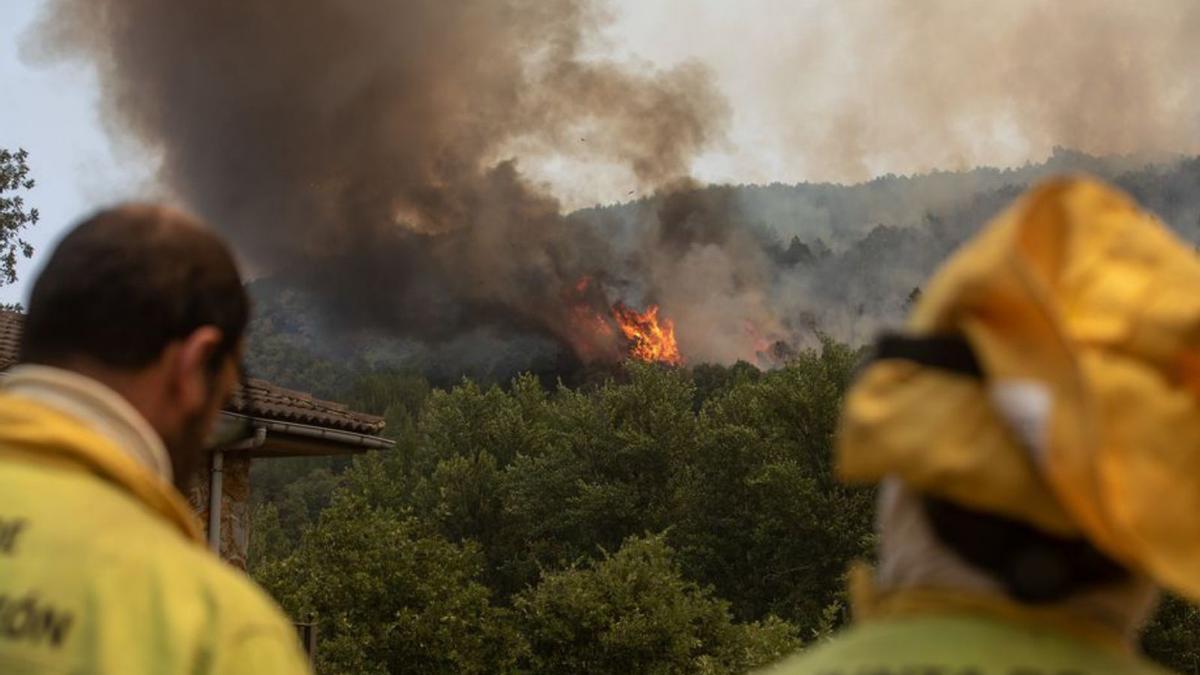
[848,563,1130,655]
[2,364,174,481]
[0,393,203,543]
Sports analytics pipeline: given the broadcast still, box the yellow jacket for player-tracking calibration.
[0,392,311,674]
[840,176,1200,601]
[761,568,1167,674]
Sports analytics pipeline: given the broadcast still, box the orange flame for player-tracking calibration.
[562,276,617,363]
[612,302,682,366]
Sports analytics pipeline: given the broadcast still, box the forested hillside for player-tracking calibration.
[246,350,1200,673]
[244,156,1200,672]
[246,149,1200,387]
[250,344,867,672]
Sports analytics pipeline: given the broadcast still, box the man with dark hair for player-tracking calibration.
[0,205,309,673]
[765,178,1198,674]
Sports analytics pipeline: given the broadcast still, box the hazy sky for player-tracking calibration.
[3,0,1197,304]
[2,0,120,303]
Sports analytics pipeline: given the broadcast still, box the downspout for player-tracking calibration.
[209,426,267,553]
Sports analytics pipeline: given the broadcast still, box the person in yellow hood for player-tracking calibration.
[765,177,1200,674]
[0,205,310,673]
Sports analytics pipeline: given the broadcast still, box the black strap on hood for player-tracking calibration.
[871,333,983,379]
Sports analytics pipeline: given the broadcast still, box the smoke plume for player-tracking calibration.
[28,0,762,364]
[631,0,1200,184]
[804,0,1200,181]
[28,1,1200,371]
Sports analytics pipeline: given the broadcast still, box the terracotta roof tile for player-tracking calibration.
[0,311,22,371]
[0,312,385,436]
[229,378,385,435]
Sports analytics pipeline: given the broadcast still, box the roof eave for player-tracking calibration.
[213,410,395,458]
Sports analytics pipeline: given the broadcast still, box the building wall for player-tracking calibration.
[185,452,252,570]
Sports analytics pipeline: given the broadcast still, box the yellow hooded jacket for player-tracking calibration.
[840,176,1200,601]
[0,393,311,674]
[765,177,1189,673]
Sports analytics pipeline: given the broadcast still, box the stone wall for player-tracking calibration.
[185,452,252,570]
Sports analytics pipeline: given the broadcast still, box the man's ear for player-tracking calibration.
[172,326,225,410]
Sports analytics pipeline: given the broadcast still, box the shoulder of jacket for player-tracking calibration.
[62,485,297,636]
[176,542,297,627]
[756,619,1169,675]
[186,555,311,673]
[756,642,849,674]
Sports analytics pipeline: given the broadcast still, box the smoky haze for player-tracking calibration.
[748,0,1200,181]
[799,0,1200,181]
[24,1,1200,370]
[27,0,751,364]
[604,1,1200,185]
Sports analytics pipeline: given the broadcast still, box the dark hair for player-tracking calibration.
[21,204,249,371]
[922,496,1130,603]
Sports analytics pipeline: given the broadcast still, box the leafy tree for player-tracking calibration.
[256,488,525,674]
[0,148,38,285]
[272,467,341,547]
[499,364,696,593]
[513,534,800,674]
[670,340,874,630]
[249,348,874,670]
[244,334,358,399]
[1142,595,1200,673]
[344,370,431,443]
[247,502,291,574]
[344,370,430,417]
[690,361,762,411]
[397,375,552,593]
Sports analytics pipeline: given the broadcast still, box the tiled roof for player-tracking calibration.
[228,378,385,435]
[0,311,22,371]
[0,312,385,436]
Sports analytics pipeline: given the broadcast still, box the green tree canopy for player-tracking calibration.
[249,343,878,672]
[513,534,799,674]
[256,487,524,674]
[246,335,1200,673]
[0,148,38,286]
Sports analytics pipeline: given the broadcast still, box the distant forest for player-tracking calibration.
[245,154,1200,673]
[245,148,1200,392]
[247,354,1200,673]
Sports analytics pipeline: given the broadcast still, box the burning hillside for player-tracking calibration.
[29,0,816,369]
[28,0,1200,375]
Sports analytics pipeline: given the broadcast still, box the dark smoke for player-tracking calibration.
[28,0,733,363]
[34,2,1195,371]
